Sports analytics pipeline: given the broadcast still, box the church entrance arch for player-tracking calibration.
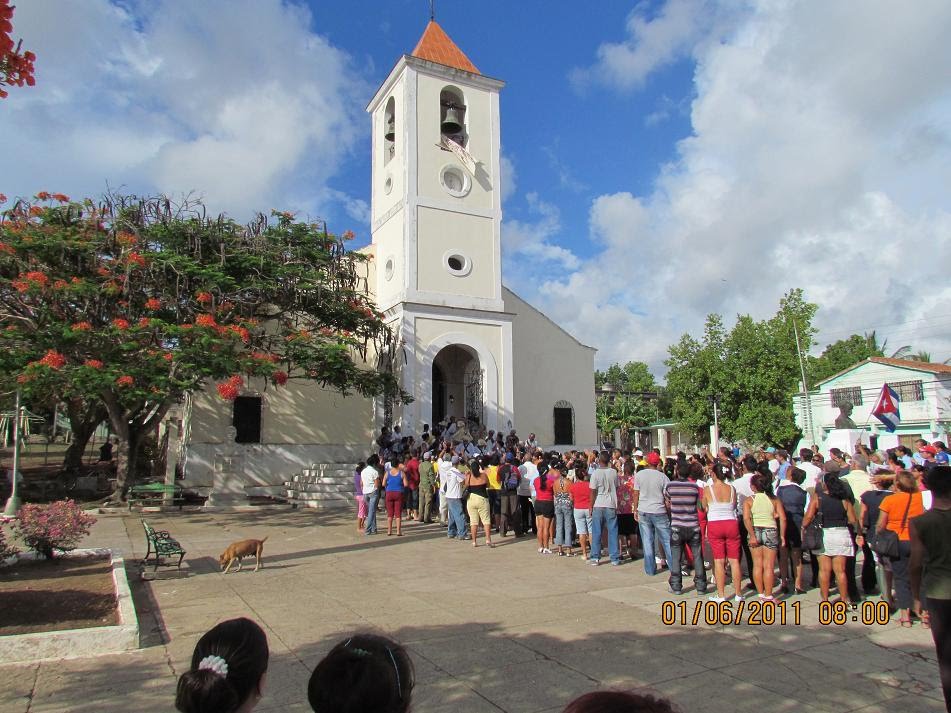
[432,344,483,429]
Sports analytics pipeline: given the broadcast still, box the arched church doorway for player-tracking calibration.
[432,344,483,429]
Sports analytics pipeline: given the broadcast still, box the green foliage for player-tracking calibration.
[664,289,817,448]
[595,361,657,393]
[807,333,883,385]
[0,525,17,560]
[595,361,659,439]
[0,193,407,496]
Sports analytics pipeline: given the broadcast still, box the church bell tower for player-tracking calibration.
[366,20,513,435]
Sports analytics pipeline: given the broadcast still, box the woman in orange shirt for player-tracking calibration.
[876,470,926,626]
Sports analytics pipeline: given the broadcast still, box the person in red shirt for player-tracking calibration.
[570,460,593,559]
[403,451,420,521]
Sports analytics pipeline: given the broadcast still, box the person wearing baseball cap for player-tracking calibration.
[646,452,661,468]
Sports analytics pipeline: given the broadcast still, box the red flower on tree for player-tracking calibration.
[37,350,66,369]
[84,359,103,369]
[145,297,162,310]
[71,321,92,331]
[273,370,289,386]
[216,374,244,400]
[195,314,218,328]
[112,318,130,330]
[196,291,213,304]
[116,375,134,387]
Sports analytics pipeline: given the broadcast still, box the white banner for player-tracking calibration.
[440,135,477,176]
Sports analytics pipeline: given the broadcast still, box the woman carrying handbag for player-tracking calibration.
[875,470,925,626]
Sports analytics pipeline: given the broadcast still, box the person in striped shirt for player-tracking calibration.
[665,462,708,595]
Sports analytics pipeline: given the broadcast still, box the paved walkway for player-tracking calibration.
[0,508,944,713]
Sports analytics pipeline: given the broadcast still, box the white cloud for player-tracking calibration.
[570,0,719,92]
[525,0,951,373]
[499,151,517,204]
[0,0,365,221]
[502,193,580,271]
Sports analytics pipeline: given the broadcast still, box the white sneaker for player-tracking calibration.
[733,595,744,603]
[708,595,726,603]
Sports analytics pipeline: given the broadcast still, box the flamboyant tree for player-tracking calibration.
[0,1,36,98]
[0,193,405,499]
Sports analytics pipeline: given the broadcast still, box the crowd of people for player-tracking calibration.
[355,426,951,710]
[175,617,682,713]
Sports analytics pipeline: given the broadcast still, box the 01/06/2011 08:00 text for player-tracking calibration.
[660,600,892,626]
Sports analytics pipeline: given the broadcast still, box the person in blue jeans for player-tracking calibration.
[588,451,621,566]
[361,455,382,535]
[633,457,674,575]
[442,455,468,539]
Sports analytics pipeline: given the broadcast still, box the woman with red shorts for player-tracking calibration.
[703,461,743,602]
[384,456,408,536]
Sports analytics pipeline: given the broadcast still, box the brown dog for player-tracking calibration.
[219,537,268,573]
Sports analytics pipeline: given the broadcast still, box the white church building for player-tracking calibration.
[173,21,597,505]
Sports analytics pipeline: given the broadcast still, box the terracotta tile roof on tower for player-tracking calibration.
[411,20,480,75]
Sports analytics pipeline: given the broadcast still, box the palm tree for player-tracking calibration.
[863,331,912,359]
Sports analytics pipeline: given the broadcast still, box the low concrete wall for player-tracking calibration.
[0,548,139,664]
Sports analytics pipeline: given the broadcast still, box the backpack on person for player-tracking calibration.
[500,463,519,492]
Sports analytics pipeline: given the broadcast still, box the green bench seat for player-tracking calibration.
[141,519,186,572]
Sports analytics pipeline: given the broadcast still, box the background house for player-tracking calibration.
[793,357,951,450]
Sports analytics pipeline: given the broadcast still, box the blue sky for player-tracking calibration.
[3,1,951,374]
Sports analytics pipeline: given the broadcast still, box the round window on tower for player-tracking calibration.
[439,164,471,198]
[383,174,393,195]
[443,251,472,277]
[384,256,395,281]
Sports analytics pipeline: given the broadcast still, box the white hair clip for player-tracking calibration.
[198,654,229,677]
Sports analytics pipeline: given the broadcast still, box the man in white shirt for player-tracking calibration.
[443,455,467,540]
[797,448,822,492]
[518,453,540,535]
[361,455,382,535]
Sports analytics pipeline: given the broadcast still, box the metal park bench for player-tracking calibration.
[141,519,186,572]
[128,482,185,510]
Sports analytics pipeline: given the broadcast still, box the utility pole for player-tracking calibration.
[709,395,720,453]
[793,320,816,445]
[3,390,22,516]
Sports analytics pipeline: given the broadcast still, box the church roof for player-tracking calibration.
[411,20,480,75]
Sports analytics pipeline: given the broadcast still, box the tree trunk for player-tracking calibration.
[101,391,173,503]
[62,399,107,472]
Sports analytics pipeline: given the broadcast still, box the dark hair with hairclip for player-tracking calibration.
[176,617,269,713]
[308,633,414,713]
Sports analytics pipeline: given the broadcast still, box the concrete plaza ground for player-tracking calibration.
[0,507,944,713]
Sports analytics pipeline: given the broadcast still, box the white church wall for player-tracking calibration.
[372,209,404,307]
[412,315,509,432]
[416,207,495,301]
[372,76,405,222]
[415,71,495,213]
[503,287,597,448]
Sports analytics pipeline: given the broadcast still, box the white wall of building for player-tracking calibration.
[504,287,597,448]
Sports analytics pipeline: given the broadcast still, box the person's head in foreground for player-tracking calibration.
[563,690,680,713]
[176,617,269,713]
[308,633,414,713]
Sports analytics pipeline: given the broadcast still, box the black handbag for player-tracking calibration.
[802,490,823,550]
[803,518,823,550]
[871,494,912,560]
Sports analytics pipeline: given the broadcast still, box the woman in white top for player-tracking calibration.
[703,461,743,602]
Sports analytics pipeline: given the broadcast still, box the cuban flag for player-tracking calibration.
[871,384,901,432]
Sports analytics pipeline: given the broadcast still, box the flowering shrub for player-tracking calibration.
[13,500,96,559]
[0,525,17,560]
